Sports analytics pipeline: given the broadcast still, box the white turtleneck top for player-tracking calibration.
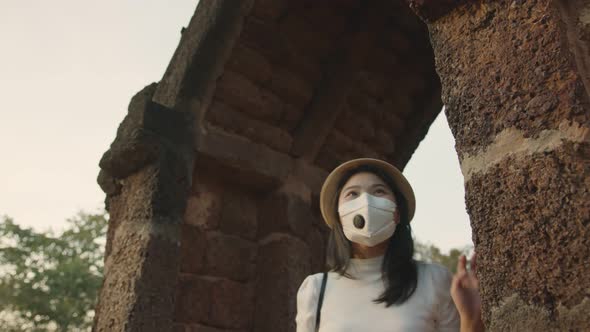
[295,256,460,332]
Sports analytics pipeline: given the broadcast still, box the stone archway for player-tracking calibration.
[94,0,589,331]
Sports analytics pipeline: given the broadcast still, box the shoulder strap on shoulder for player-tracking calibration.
[315,272,328,331]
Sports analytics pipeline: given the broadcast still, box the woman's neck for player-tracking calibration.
[351,241,388,259]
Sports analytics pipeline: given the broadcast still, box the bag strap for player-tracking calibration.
[315,272,328,331]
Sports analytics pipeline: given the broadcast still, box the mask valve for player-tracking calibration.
[353,215,365,229]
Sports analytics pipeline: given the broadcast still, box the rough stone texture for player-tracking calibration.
[466,143,590,316]
[254,234,312,332]
[175,275,212,324]
[307,225,328,273]
[184,175,223,231]
[428,0,589,160]
[94,82,195,331]
[258,192,313,239]
[90,0,590,331]
[556,0,590,100]
[209,279,255,329]
[416,0,590,329]
[95,0,441,330]
[174,276,261,330]
[180,224,206,275]
[219,190,258,240]
[214,70,283,124]
[194,128,293,190]
[208,100,293,153]
[488,295,590,332]
[153,0,255,110]
[203,0,441,172]
[405,0,467,23]
[204,231,257,282]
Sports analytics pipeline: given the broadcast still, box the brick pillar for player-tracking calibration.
[174,174,258,331]
[254,178,328,332]
[408,0,590,330]
[94,84,195,331]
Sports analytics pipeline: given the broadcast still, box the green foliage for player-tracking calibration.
[414,240,472,273]
[0,211,108,331]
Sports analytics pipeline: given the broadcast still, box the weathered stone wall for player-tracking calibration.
[94,84,195,331]
[411,0,590,330]
[204,0,441,171]
[169,1,440,331]
[170,161,329,332]
[174,170,259,331]
[94,0,590,329]
[95,0,443,331]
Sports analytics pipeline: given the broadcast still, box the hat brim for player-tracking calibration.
[319,158,416,228]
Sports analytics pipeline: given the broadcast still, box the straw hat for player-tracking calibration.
[319,158,416,228]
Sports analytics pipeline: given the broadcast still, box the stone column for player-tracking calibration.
[254,176,327,332]
[408,0,590,330]
[94,84,196,331]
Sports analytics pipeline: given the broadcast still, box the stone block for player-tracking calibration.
[388,29,413,55]
[364,47,399,75]
[314,145,345,172]
[185,179,222,230]
[241,17,291,64]
[278,103,304,132]
[205,231,257,281]
[210,279,255,329]
[207,100,293,153]
[174,275,212,324]
[282,50,323,84]
[180,224,206,274]
[465,142,590,323]
[254,234,311,332]
[219,189,258,240]
[376,102,405,133]
[250,0,289,21]
[215,70,282,123]
[258,193,313,239]
[307,226,327,273]
[387,91,414,118]
[301,5,348,39]
[429,0,589,157]
[324,129,380,159]
[267,66,314,109]
[374,129,396,155]
[290,159,329,197]
[95,165,184,331]
[405,0,466,23]
[172,323,186,332]
[194,129,293,189]
[226,43,272,84]
[357,70,390,98]
[337,98,376,141]
[185,324,247,332]
[279,14,333,59]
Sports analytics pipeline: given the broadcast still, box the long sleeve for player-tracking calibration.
[431,264,460,332]
[295,273,322,332]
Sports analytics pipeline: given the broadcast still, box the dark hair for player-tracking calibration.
[326,164,417,306]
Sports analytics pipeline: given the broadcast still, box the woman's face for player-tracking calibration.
[337,171,401,251]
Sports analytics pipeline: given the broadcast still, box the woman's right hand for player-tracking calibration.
[451,253,484,332]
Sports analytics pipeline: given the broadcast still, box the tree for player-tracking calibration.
[0,211,107,331]
[414,240,473,273]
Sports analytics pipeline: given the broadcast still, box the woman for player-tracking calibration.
[296,158,483,332]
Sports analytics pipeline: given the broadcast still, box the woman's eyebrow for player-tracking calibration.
[371,183,388,189]
[342,185,361,192]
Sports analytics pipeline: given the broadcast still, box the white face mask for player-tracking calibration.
[338,192,397,247]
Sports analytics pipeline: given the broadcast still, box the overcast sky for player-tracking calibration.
[0,1,472,252]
